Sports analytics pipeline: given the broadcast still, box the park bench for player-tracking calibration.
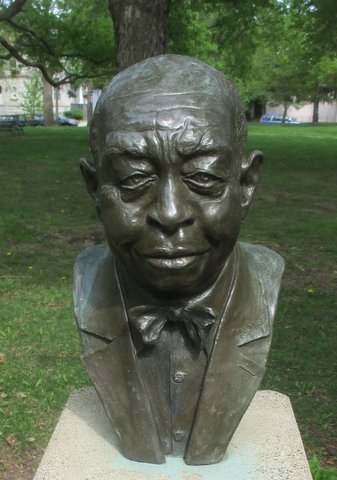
[0,115,25,136]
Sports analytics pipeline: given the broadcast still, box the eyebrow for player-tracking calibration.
[176,139,231,159]
[104,132,149,157]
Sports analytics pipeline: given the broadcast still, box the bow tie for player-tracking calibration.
[128,305,216,351]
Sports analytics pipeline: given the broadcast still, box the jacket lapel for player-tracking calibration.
[74,245,165,464]
[185,243,284,465]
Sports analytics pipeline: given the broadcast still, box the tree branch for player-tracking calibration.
[0,35,110,86]
[0,0,27,21]
[4,19,111,64]
[0,35,67,86]
[6,18,56,56]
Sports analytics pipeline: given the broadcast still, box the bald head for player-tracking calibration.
[90,55,247,171]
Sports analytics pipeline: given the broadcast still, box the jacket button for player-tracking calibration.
[173,371,185,383]
[173,430,185,442]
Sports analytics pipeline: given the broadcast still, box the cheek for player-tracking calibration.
[201,189,242,242]
[100,190,147,248]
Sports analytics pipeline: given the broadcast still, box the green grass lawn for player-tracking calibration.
[0,124,336,478]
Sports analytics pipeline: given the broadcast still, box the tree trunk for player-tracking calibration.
[282,103,288,123]
[42,77,54,125]
[312,98,319,124]
[86,85,93,125]
[108,0,171,73]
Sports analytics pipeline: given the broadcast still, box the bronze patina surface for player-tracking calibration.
[74,55,284,465]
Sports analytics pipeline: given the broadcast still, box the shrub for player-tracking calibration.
[63,109,83,120]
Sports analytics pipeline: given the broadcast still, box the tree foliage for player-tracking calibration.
[0,0,115,87]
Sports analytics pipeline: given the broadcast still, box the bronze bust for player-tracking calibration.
[74,55,284,465]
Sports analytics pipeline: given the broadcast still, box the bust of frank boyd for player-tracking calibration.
[73,54,284,466]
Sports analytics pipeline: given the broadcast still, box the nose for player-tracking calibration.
[147,178,194,234]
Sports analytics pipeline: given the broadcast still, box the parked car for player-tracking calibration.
[57,114,78,126]
[0,114,26,127]
[28,113,44,126]
[259,113,300,125]
[26,113,78,126]
[0,114,25,134]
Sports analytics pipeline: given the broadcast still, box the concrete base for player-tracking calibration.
[33,388,312,480]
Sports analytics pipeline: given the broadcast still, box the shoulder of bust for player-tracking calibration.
[228,242,285,346]
[73,244,120,331]
[238,241,285,281]
[74,243,111,275]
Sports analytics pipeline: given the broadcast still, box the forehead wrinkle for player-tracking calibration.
[176,122,232,158]
[106,91,220,102]
[103,104,206,125]
[177,141,231,159]
[153,111,172,163]
[102,110,232,161]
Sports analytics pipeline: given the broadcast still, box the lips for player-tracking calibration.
[135,248,208,270]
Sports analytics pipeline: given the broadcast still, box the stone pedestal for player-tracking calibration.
[33,388,312,480]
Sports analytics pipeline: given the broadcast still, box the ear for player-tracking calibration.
[79,158,101,218]
[240,150,263,219]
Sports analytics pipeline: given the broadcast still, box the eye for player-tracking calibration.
[183,172,224,192]
[119,172,156,191]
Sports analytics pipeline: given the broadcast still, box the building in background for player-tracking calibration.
[0,65,88,118]
[266,102,337,123]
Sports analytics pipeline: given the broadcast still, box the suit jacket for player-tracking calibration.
[73,241,284,465]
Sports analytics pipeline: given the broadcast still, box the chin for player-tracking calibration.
[136,268,218,299]
[147,282,200,299]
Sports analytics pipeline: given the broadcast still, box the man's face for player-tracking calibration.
[95,96,245,298]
